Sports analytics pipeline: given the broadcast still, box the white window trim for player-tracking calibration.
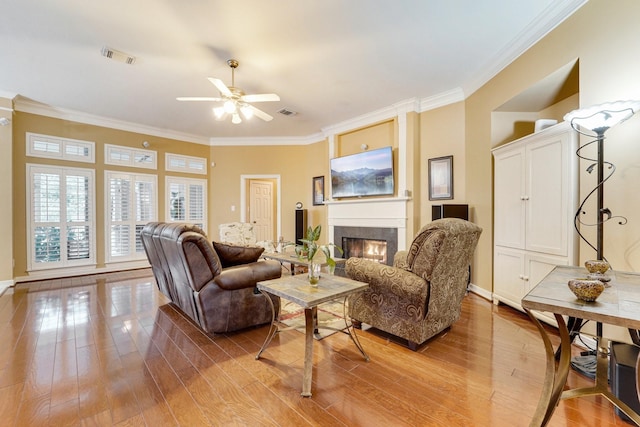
[26,132,95,163]
[104,144,157,170]
[26,164,96,271]
[105,171,158,263]
[165,153,207,175]
[165,176,207,231]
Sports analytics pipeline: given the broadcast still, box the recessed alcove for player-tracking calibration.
[491,60,580,147]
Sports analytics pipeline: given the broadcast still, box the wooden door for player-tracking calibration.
[249,180,273,242]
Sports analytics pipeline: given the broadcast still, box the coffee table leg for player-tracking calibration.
[343,296,369,361]
[301,306,316,397]
[256,290,278,360]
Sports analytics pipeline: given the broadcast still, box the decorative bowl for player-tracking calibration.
[568,278,605,302]
[585,259,610,274]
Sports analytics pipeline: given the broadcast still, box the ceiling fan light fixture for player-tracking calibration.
[240,104,253,119]
[213,106,225,119]
[224,99,237,114]
[231,113,242,124]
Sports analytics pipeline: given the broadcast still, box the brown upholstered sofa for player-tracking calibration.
[141,222,281,334]
[346,218,482,350]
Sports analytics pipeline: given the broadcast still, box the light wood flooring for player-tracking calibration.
[0,269,632,426]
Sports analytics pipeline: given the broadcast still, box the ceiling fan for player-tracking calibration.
[177,59,280,124]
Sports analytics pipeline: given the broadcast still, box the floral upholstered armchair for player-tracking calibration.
[346,218,482,350]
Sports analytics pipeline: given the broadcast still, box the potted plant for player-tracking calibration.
[294,225,343,285]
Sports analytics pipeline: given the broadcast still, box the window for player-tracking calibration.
[165,153,207,175]
[27,164,95,270]
[106,171,157,262]
[166,177,207,230]
[105,144,157,169]
[27,132,95,163]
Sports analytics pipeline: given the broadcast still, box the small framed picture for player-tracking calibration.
[312,176,325,205]
[428,155,453,200]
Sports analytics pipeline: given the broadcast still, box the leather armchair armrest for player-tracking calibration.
[213,260,281,290]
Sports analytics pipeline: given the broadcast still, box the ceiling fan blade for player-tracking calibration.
[241,93,280,103]
[248,104,274,122]
[176,97,223,102]
[208,78,232,97]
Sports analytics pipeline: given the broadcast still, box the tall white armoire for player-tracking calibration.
[492,121,579,325]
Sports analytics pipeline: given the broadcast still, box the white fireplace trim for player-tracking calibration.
[326,197,409,250]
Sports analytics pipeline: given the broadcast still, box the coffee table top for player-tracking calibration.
[257,274,368,308]
[521,265,640,330]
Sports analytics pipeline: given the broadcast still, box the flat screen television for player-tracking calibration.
[330,146,394,198]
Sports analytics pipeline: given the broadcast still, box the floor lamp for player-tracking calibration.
[562,100,640,375]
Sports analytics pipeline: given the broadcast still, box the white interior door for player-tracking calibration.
[249,180,273,242]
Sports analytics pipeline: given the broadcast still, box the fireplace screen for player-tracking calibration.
[342,237,388,264]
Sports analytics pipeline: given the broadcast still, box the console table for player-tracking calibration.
[521,265,640,426]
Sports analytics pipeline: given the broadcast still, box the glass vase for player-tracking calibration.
[308,262,320,286]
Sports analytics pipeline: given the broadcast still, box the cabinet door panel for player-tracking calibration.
[526,252,570,294]
[494,247,525,304]
[525,132,571,255]
[494,148,526,249]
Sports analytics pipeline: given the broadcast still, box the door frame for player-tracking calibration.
[240,174,281,241]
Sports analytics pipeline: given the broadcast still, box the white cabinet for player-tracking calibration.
[492,122,578,323]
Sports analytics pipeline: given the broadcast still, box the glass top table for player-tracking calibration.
[255,273,369,397]
[521,265,640,426]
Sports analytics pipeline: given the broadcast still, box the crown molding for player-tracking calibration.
[14,98,211,145]
[0,90,17,100]
[321,98,420,137]
[210,132,325,146]
[419,88,465,112]
[462,0,587,97]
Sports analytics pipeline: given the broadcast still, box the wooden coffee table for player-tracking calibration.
[255,274,369,397]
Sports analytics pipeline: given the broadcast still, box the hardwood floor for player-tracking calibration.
[0,269,631,426]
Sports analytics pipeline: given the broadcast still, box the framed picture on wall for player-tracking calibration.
[312,176,325,205]
[428,155,453,200]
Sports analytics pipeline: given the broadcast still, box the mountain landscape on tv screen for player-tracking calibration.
[331,167,393,197]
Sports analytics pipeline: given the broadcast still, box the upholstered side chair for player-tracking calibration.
[346,218,482,350]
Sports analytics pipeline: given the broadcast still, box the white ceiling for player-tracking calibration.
[0,0,586,144]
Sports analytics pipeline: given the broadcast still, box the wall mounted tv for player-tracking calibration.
[330,146,394,198]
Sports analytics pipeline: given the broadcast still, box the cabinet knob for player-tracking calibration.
[523,276,529,281]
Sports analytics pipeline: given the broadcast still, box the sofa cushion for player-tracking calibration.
[212,241,265,268]
[405,228,445,281]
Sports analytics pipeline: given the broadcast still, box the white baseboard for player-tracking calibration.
[14,261,151,283]
[0,279,14,296]
[468,282,492,300]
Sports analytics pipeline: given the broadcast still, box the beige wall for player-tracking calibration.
[466,0,640,293]
[0,98,12,283]
[210,140,328,244]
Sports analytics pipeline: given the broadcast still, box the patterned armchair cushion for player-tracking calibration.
[404,227,445,281]
[212,241,264,268]
[218,222,257,245]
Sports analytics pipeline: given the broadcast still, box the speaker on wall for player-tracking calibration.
[295,209,308,245]
[432,204,469,221]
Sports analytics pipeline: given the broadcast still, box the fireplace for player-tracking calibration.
[334,226,397,267]
[342,237,388,264]
[327,197,408,274]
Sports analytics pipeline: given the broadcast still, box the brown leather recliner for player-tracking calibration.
[141,222,281,334]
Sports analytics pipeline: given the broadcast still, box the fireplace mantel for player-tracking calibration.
[326,197,409,250]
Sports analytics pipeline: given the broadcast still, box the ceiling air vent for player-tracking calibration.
[101,46,136,65]
[277,108,298,116]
